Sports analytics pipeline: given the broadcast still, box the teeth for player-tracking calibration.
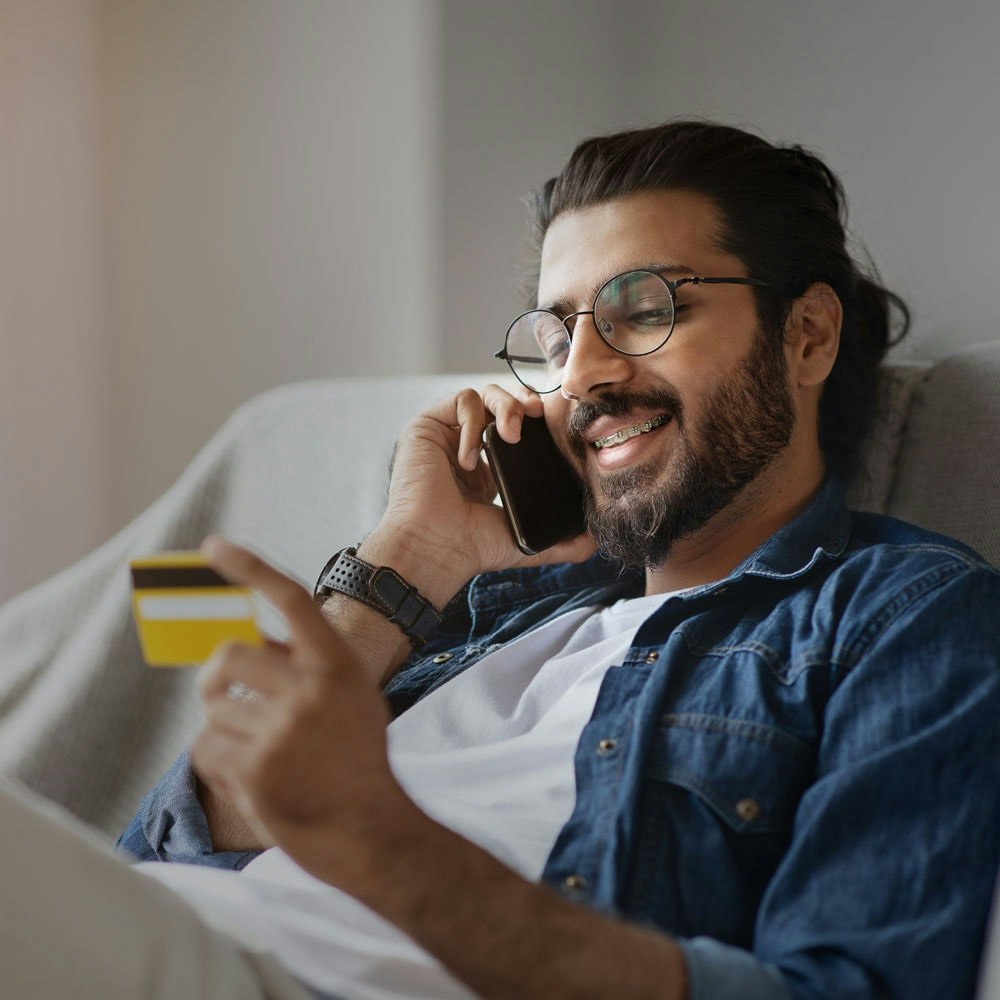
[593,413,670,450]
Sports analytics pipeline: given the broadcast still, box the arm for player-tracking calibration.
[190,385,594,852]
[314,386,595,688]
[191,538,693,1000]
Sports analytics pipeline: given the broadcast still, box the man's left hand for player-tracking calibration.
[191,536,414,870]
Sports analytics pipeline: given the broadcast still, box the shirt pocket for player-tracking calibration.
[627,712,814,946]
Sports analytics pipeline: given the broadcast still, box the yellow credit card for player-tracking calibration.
[130,551,263,667]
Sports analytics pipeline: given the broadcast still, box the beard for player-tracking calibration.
[566,329,796,570]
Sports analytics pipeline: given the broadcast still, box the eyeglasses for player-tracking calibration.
[494,269,772,394]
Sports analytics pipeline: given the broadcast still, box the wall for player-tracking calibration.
[0,0,112,602]
[103,0,442,528]
[438,0,629,373]
[0,0,442,602]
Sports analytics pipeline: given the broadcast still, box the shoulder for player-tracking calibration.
[837,511,997,607]
[822,511,999,672]
[846,510,994,571]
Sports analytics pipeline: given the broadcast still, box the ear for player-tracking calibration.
[785,282,841,388]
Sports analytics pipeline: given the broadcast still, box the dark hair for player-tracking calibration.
[524,119,910,485]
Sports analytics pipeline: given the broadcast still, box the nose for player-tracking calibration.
[559,313,633,401]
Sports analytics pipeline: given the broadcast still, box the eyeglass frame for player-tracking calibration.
[494,270,773,394]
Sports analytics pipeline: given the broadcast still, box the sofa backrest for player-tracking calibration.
[883,340,1000,567]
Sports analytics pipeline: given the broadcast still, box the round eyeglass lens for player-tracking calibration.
[504,310,570,393]
[594,270,675,355]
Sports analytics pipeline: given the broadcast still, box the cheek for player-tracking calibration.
[542,397,580,465]
[542,396,568,438]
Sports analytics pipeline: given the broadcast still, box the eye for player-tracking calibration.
[538,331,569,364]
[627,306,674,327]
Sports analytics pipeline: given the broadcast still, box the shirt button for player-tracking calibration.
[431,652,453,664]
[596,738,617,755]
[563,874,587,892]
[736,798,761,822]
[644,651,659,664]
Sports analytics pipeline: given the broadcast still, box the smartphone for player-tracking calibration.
[483,416,587,556]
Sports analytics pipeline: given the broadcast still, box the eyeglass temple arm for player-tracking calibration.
[497,349,551,364]
[677,276,772,289]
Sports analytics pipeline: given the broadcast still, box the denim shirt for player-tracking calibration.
[118,479,1000,999]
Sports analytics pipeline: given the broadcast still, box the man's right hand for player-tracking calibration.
[364,383,595,608]
[194,388,595,847]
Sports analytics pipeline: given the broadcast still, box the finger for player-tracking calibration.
[198,642,290,702]
[202,691,270,736]
[481,383,544,443]
[419,389,489,473]
[452,389,489,472]
[518,531,598,568]
[465,453,500,505]
[199,540,340,663]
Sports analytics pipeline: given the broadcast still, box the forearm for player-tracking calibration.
[288,798,689,1000]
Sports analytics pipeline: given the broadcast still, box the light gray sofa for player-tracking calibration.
[0,342,997,994]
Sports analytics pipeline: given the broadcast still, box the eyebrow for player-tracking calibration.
[538,260,699,314]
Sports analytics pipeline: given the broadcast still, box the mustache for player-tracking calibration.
[566,387,684,460]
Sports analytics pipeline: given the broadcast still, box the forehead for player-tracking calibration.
[537,189,740,307]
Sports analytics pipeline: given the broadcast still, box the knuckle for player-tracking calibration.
[454,388,484,414]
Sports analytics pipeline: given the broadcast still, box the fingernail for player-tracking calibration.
[511,413,523,436]
[201,535,227,559]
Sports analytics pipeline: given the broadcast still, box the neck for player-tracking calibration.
[643,455,825,596]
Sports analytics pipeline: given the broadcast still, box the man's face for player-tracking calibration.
[538,190,797,569]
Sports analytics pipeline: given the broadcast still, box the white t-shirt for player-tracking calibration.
[138,592,669,998]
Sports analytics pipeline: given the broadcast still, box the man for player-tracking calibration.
[6,120,999,998]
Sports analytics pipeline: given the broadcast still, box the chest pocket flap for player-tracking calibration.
[649,712,814,834]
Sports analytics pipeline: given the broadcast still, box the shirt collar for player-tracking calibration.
[470,476,851,607]
[732,475,850,582]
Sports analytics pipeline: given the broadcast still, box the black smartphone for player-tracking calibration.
[483,416,587,556]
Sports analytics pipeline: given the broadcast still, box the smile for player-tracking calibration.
[593,414,671,450]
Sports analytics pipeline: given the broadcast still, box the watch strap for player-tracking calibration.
[314,547,442,649]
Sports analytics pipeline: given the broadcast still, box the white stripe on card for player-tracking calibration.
[138,594,255,621]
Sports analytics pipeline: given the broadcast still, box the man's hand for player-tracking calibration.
[364,383,596,607]
[191,536,411,861]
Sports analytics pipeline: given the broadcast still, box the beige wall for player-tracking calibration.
[0,0,112,601]
[1,0,441,601]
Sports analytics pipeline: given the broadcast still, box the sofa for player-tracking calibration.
[0,341,998,994]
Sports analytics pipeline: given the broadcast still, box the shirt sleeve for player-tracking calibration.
[115,750,262,871]
[678,937,792,999]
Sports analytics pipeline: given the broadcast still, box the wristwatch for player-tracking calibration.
[313,546,442,649]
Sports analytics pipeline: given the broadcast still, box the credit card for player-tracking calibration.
[130,551,263,667]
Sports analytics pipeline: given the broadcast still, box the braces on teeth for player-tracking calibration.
[593,414,670,450]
